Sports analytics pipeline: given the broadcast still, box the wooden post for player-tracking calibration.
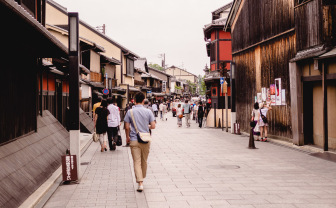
[322,63,328,151]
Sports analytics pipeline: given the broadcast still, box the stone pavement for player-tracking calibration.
[44,112,336,208]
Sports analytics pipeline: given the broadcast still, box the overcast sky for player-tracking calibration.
[54,0,232,76]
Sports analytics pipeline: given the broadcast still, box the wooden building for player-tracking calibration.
[225,0,296,139]
[289,0,336,150]
[203,3,233,128]
[226,0,336,150]
[0,0,70,207]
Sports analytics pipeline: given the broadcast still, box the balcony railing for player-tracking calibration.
[204,70,220,81]
[134,80,146,86]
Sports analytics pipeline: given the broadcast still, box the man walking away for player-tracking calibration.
[163,102,168,121]
[152,102,158,117]
[159,102,164,120]
[198,101,204,128]
[124,92,155,192]
[183,100,191,127]
[107,97,120,150]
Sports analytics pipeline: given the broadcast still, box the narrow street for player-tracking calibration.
[44,113,336,208]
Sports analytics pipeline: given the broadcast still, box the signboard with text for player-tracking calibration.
[62,155,78,182]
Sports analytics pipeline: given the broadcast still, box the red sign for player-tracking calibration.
[207,99,211,104]
[62,155,78,181]
[103,88,109,95]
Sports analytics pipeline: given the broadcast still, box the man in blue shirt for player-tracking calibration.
[124,92,155,192]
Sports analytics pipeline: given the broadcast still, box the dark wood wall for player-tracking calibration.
[295,0,336,51]
[232,0,295,53]
[234,33,296,139]
[0,56,36,144]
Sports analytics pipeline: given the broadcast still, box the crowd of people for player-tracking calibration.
[175,99,208,128]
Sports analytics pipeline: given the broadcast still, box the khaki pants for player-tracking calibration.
[130,141,151,183]
[185,113,190,126]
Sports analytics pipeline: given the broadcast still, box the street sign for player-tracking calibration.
[102,88,109,95]
[220,77,224,85]
[223,81,228,94]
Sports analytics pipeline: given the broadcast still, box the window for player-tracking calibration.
[126,58,134,76]
[210,42,216,62]
[211,87,217,97]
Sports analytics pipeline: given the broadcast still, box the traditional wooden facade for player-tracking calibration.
[289,0,336,150]
[0,0,70,207]
[226,0,296,139]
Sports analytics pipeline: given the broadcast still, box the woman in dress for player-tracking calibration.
[95,99,110,152]
[176,103,183,127]
[251,102,260,141]
[259,102,272,142]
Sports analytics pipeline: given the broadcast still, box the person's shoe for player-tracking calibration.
[260,138,264,142]
[137,184,143,192]
[264,138,268,142]
[111,142,116,150]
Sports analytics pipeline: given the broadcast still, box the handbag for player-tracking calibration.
[260,109,268,123]
[130,109,151,144]
[250,121,256,128]
[116,127,122,146]
[178,114,183,119]
[92,128,99,142]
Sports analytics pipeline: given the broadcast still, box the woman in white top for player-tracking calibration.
[251,102,260,141]
[258,102,272,142]
[176,104,183,127]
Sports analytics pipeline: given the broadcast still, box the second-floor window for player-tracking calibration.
[210,42,216,62]
[126,58,134,76]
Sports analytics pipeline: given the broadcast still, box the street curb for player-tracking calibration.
[19,134,93,208]
[239,131,324,154]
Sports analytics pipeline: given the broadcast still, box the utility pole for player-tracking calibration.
[159,53,165,69]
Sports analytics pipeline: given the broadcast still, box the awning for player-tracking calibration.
[90,82,105,88]
[141,73,151,78]
[316,47,336,60]
[129,87,140,92]
[153,92,165,96]
[100,54,121,65]
[79,64,90,75]
[93,90,103,96]
[290,45,328,62]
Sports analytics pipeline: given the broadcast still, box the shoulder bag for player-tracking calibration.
[92,128,99,142]
[260,109,268,123]
[130,109,151,144]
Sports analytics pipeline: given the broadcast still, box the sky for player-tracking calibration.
[53,0,232,76]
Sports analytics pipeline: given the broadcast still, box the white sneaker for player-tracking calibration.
[137,184,143,192]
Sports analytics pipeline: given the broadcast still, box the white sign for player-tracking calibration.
[275,78,282,105]
[262,87,266,101]
[281,89,286,105]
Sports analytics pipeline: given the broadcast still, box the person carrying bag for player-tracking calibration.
[124,92,155,192]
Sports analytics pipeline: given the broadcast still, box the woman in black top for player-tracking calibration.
[95,99,110,152]
[197,101,204,128]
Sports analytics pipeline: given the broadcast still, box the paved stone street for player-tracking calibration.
[44,113,336,208]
